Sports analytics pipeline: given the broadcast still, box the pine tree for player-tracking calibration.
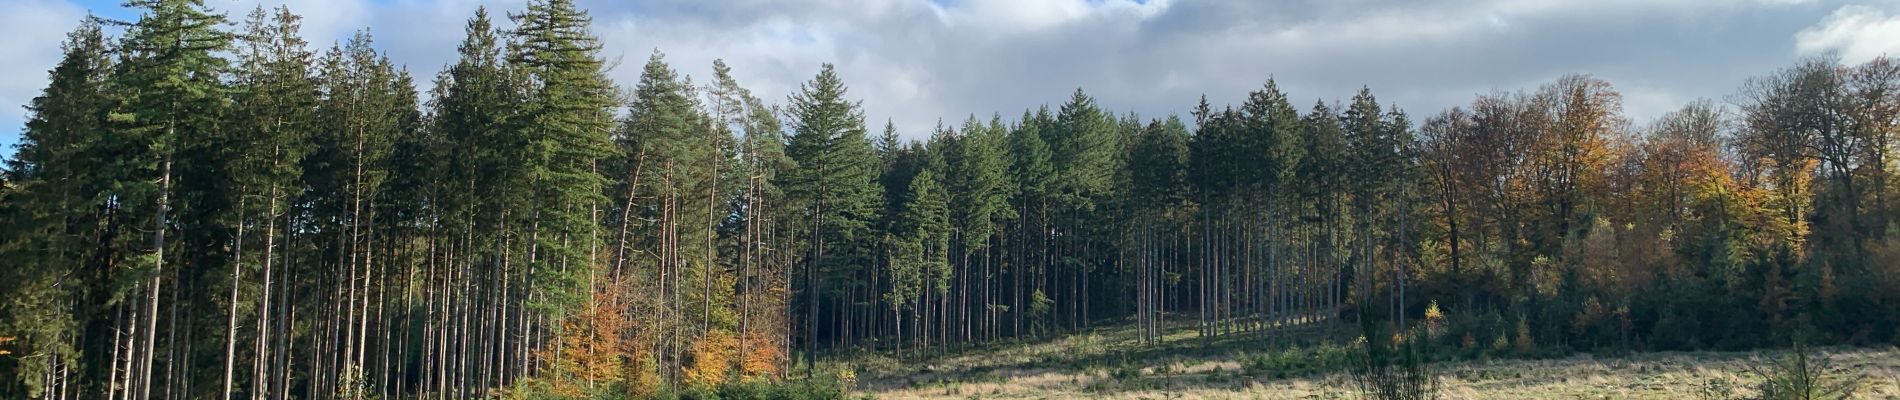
[0,17,112,399]
[223,6,318,398]
[510,0,619,320]
[616,50,724,385]
[947,115,1012,344]
[781,64,881,372]
[706,58,789,377]
[101,1,233,397]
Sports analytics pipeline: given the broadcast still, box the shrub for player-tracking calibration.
[1111,359,1143,381]
[687,330,740,387]
[1746,342,1862,400]
[738,332,784,379]
[1489,331,1510,356]
[1513,316,1535,356]
[1235,341,1358,379]
[1349,324,1440,400]
[1423,300,1446,340]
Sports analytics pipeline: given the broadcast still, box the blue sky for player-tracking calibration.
[2,0,1895,162]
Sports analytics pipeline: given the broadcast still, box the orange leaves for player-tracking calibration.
[541,288,637,397]
[738,331,783,379]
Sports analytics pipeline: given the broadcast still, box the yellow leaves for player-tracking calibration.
[685,330,738,387]
[835,368,859,391]
[1423,300,1447,339]
[0,336,14,356]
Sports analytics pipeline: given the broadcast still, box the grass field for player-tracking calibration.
[840,321,1900,399]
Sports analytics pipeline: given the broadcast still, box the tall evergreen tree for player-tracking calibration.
[222,6,317,398]
[0,17,112,399]
[781,64,881,371]
[1049,89,1118,329]
[946,114,1013,343]
[509,0,619,318]
[101,1,233,397]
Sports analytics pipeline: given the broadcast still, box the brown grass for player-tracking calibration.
[842,323,1900,399]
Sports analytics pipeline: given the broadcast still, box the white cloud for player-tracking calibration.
[1796,4,1900,63]
[0,0,1860,157]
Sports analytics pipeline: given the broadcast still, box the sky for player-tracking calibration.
[3,0,1899,160]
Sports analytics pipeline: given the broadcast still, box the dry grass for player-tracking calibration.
[843,322,1900,399]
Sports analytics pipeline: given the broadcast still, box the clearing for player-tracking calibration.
[840,321,1900,399]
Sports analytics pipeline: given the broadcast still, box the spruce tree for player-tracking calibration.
[509,0,618,320]
[947,114,1012,343]
[223,6,317,398]
[1008,108,1056,336]
[102,1,233,397]
[781,64,881,371]
[0,17,112,399]
[890,155,949,352]
[1049,89,1117,330]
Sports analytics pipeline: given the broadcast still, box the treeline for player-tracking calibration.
[7,1,1900,399]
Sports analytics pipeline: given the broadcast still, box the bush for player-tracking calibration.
[1110,359,1143,381]
[1745,342,1862,400]
[1349,325,1440,400]
[1239,345,1344,379]
[1513,316,1536,356]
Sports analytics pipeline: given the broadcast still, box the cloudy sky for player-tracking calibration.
[3,0,1898,159]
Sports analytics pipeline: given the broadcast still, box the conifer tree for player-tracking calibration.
[0,18,111,399]
[617,50,725,384]
[102,1,233,397]
[509,0,619,319]
[781,64,881,371]
[223,6,317,398]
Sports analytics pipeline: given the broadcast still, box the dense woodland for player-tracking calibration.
[5,0,1900,399]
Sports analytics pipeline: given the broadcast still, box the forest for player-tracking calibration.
[3,0,1900,399]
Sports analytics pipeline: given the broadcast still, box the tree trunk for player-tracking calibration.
[223,195,248,400]
[253,187,279,400]
[139,155,172,400]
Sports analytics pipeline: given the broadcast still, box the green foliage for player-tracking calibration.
[670,371,848,400]
[948,115,1016,252]
[1237,342,1354,379]
[891,164,950,306]
[0,17,111,398]
[510,0,620,316]
[1050,89,1119,208]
